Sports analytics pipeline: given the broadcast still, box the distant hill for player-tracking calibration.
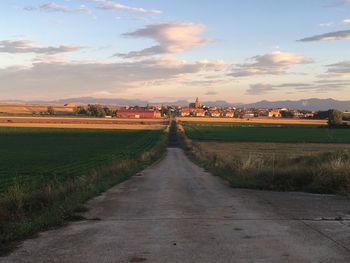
[0,97,349,111]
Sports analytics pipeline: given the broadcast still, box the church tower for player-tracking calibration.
[195,97,201,109]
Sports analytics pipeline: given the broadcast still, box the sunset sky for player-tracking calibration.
[0,0,349,103]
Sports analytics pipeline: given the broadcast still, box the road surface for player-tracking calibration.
[1,148,350,262]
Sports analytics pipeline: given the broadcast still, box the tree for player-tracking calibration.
[87,104,106,117]
[74,106,87,115]
[47,106,55,115]
[314,110,329,120]
[281,111,294,118]
[160,106,171,117]
[103,106,112,116]
[328,109,343,127]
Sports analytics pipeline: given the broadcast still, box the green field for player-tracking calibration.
[183,124,350,143]
[0,127,163,193]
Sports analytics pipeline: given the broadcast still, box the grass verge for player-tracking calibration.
[178,123,350,196]
[0,129,167,255]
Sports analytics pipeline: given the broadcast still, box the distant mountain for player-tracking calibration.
[0,97,348,111]
[34,97,151,106]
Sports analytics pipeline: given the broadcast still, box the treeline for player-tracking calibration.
[32,105,114,117]
[74,104,114,117]
[315,109,349,128]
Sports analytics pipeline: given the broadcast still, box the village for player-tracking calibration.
[115,97,317,119]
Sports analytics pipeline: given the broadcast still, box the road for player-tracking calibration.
[2,148,350,262]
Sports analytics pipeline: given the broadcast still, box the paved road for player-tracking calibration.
[2,148,350,262]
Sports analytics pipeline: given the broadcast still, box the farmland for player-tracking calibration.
[0,126,166,252]
[0,127,163,193]
[183,123,350,143]
[0,116,168,130]
[180,121,350,195]
[177,117,327,125]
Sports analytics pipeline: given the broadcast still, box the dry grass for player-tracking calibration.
[197,142,350,160]
[0,116,168,123]
[179,126,350,195]
[0,104,75,115]
[0,123,166,130]
[177,117,327,125]
[0,116,168,130]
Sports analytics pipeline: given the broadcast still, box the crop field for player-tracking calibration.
[183,123,350,144]
[177,117,327,125]
[0,127,163,193]
[181,122,350,194]
[0,116,168,130]
[196,141,350,160]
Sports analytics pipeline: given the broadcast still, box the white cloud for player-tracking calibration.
[0,39,81,54]
[246,83,275,95]
[229,51,312,77]
[246,80,349,95]
[0,56,226,98]
[24,2,91,13]
[90,0,161,14]
[319,22,334,27]
[343,19,350,24]
[298,30,350,42]
[118,22,211,58]
[327,61,350,75]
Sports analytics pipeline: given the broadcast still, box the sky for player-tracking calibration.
[0,0,349,103]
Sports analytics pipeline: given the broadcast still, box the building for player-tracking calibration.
[243,113,255,119]
[210,111,221,117]
[223,111,234,118]
[180,108,191,117]
[194,109,206,117]
[189,97,201,109]
[268,109,281,118]
[116,109,161,118]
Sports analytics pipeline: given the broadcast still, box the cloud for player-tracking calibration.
[343,19,350,24]
[24,2,91,13]
[298,30,350,42]
[0,56,226,98]
[229,51,312,77]
[319,22,334,27]
[246,80,349,95]
[324,0,350,7]
[0,39,81,54]
[180,76,230,87]
[118,22,211,58]
[205,91,218,95]
[327,61,350,75]
[90,0,161,14]
[294,83,347,93]
[245,83,275,95]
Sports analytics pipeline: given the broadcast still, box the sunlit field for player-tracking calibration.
[183,123,350,144]
[180,122,350,195]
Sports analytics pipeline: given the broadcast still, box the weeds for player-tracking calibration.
[178,123,350,195]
